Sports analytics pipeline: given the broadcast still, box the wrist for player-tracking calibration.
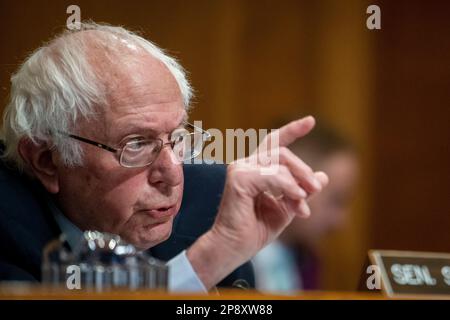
[186,227,246,290]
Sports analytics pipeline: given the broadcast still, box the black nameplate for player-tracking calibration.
[369,250,450,298]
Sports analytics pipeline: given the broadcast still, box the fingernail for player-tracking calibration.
[300,201,311,217]
[298,188,307,198]
[305,115,315,123]
[310,177,322,190]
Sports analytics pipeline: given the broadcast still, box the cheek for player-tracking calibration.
[60,166,145,231]
[97,176,149,228]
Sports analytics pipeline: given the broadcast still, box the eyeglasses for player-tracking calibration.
[57,122,211,168]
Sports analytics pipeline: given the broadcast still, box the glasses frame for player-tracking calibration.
[57,122,211,168]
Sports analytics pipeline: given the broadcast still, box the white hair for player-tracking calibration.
[1,22,193,170]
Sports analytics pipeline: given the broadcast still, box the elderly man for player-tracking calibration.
[0,23,327,291]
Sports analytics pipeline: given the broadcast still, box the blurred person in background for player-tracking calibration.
[253,122,359,293]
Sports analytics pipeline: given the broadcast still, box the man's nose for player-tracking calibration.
[147,143,182,186]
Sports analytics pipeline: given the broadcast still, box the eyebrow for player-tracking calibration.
[115,114,188,143]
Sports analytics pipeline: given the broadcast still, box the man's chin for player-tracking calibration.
[127,221,174,251]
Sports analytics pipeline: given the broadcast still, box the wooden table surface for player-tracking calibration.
[0,283,385,300]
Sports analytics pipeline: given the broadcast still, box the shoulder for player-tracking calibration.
[0,159,60,281]
[177,163,227,236]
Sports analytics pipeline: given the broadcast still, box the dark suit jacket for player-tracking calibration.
[0,160,254,288]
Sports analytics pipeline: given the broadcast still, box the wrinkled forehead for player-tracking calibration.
[77,88,186,142]
[106,58,185,137]
[69,31,185,138]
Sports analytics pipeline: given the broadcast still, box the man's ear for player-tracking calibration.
[18,138,60,194]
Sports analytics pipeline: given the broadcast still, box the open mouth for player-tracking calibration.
[157,207,170,212]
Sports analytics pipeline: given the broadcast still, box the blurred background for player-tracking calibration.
[0,0,449,291]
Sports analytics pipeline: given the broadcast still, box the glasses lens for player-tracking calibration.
[119,125,209,167]
[172,132,206,162]
[120,139,161,167]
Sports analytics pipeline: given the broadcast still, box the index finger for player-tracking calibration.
[259,116,316,153]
